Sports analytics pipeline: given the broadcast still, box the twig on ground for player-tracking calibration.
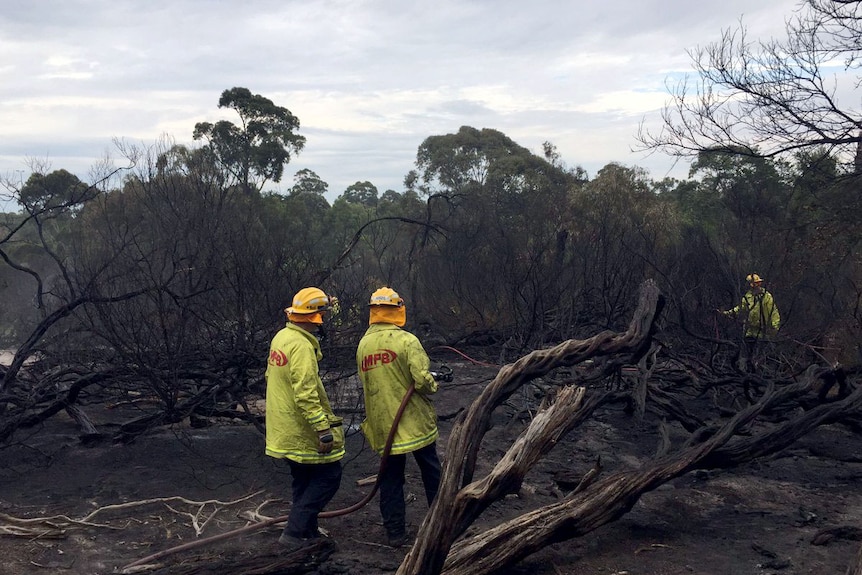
[0,490,267,539]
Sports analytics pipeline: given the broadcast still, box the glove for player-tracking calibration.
[430,370,453,383]
[317,429,334,454]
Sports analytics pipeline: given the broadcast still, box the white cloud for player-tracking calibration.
[0,0,805,198]
[573,90,669,116]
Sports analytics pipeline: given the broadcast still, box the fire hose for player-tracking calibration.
[121,383,419,572]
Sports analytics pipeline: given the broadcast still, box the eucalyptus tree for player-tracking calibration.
[17,169,96,213]
[193,87,306,194]
[565,163,681,331]
[290,168,329,196]
[341,180,379,207]
[685,150,793,286]
[412,126,579,347]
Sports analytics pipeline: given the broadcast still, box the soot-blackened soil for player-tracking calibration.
[1,359,861,575]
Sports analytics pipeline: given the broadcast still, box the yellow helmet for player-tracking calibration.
[746,273,763,285]
[368,287,404,307]
[286,287,330,324]
[368,287,406,326]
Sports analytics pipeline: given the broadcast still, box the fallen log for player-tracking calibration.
[397,279,665,575]
[440,394,764,575]
[125,538,335,575]
[396,280,862,575]
[812,525,862,546]
[848,541,862,575]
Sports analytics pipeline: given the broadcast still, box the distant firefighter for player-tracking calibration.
[718,273,781,369]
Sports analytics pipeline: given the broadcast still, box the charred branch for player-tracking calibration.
[397,279,664,575]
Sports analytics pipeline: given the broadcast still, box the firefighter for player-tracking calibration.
[356,287,442,547]
[265,287,344,550]
[719,273,781,369]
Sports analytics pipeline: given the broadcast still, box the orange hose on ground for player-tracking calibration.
[122,385,416,572]
[432,345,497,367]
[319,384,414,517]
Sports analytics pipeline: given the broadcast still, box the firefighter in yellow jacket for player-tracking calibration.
[265,287,344,549]
[719,273,781,369]
[356,287,441,547]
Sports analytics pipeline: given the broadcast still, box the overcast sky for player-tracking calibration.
[1,0,800,200]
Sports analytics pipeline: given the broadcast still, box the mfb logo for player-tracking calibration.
[268,349,288,366]
[360,349,398,372]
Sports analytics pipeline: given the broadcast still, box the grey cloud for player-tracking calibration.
[0,0,799,199]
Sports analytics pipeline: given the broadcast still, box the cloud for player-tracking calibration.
[0,0,802,199]
[572,90,670,116]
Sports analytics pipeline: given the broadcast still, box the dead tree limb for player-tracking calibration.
[848,541,862,575]
[126,538,335,575]
[441,397,763,575]
[439,372,862,574]
[0,370,116,443]
[396,279,664,575]
[647,386,704,432]
[699,373,862,468]
[456,385,589,507]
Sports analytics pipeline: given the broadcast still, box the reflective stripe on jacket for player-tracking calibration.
[265,323,344,464]
[356,323,438,455]
[726,289,781,339]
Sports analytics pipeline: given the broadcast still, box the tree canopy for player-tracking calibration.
[193,87,306,194]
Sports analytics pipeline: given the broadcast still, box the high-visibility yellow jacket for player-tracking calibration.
[265,323,344,464]
[356,323,438,455]
[725,289,781,339]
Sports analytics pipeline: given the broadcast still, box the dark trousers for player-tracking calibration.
[744,337,759,367]
[285,460,342,539]
[379,442,441,537]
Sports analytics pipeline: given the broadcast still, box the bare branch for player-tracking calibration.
[637,6,862,166]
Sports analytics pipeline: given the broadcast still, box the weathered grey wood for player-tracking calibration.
[848,541,862,575]
[397,280,862,575]
[397,280,665,575]
[64,404,101,439]
[441,370,862,574]
[440,395,762,575]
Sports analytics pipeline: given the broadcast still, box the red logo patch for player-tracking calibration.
[268,349,288,366]
[360,349,398,372]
